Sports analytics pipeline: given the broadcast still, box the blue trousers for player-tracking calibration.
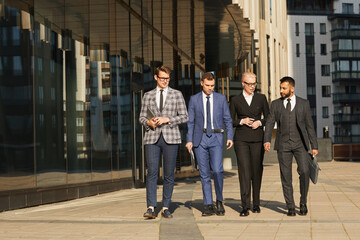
[145,134,179,208]
[194,133,224,205]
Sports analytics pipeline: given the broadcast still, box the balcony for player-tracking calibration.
[334,135,360,144]
[333,114,360,124]
[333,93,360,103]
[332,50,360,60]
[331,29,360,40]
[332,71,360,82]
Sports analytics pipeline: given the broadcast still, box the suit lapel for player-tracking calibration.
[162,87,172,111]
[149,89,160,114]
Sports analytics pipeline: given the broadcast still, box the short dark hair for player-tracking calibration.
[280,76,295,87]
[202,72,215,81]
[155,65,172,76]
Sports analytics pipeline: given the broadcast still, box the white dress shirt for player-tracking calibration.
[243,91,254,106]
[283,94,296,111]
[202,91,214,129]
[156,86,168,110]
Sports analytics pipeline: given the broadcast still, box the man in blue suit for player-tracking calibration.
[186,72,233,216]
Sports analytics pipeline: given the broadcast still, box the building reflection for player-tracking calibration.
[0,0,284,211]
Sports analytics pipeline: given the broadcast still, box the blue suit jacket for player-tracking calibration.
[186,91,233,148]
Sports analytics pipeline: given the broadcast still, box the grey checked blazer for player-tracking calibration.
[139,87,188,145]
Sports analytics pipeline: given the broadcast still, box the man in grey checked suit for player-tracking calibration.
[264,76,318,216]
[139,65,188,219]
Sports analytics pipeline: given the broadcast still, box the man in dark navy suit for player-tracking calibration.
[186,72,233,216]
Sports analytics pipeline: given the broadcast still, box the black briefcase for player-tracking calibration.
[308,153,320,184]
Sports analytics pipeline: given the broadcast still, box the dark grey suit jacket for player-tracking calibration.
[263,96,318,151]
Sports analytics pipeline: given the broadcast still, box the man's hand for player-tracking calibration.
[154,117,170,126]
[251,120,261,130]
[312,149,318,157]
[226,140,233,150]
[185,142,193,153]
[264,142,271,152]
[241,117,254,127]
[147,118,157,129]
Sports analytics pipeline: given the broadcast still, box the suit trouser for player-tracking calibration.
[234,140,264,209]
[145,134,179,208]
[277,140,310,209]
[194,133,223,205]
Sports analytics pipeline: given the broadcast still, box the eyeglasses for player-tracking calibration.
[157,76,170,82]
[244,81,257,87]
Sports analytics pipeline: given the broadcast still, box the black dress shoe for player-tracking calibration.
[287,208,296,216]
[202,204,215,216]
[143,208,156,219]
[161,209,173,218]
[299,204,308,216]
[252,205,261,213]
[240,208,250,217]
[216,200,225,216]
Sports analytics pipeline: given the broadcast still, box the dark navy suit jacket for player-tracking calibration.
[186,91,233,148]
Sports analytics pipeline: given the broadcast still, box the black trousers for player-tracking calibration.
[234,140,264,209]
[277,140,310,209]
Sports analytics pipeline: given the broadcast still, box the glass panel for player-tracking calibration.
[89,0,112,181]
[0,4,35,191]
[64,0,91,184]
[34,0,66,187]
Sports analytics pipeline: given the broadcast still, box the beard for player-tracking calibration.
[281,91,291,99]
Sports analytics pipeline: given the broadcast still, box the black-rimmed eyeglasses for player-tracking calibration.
[244,81,257,87]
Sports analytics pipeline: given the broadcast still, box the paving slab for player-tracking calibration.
[0,161,359,239]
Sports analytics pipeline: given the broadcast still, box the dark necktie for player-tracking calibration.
[206,96,212,137]
[286,98,291,112]
[160,90,164,112]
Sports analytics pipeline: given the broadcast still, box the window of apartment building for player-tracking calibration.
[311,108,316,117]
[322,85,331,97]
[345,85,356,93]
[320,23,326,34]
[306,44,314,56]
[295,23,299,36]
[322,107,329,118]
[321,44,327,55]
[352,60,360,71]
[342,3,354,14]
[307,86,316,95]
[296,44,300,57]
[305,23,314,36]
[321,65,330,76]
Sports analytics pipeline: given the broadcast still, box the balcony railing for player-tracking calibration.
[332,50,360,59]
[333,114,360,124]
[333,93,360,103]
[332,71,360,82]
[331,29,360,40]
[334,135,360,144]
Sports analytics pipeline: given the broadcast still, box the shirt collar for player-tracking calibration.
[243,91,254,98]
[202,91,213,99]
[157,86,168,93]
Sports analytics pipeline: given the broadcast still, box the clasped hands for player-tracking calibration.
[241,117,261,129]
[147,117,170,129]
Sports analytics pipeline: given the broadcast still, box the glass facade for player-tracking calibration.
[0,0,247,205]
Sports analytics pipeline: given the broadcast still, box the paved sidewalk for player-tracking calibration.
[0,161,359,240]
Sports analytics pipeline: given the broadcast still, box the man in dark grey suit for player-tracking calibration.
[264,76,318,216]
[230,72,269,217]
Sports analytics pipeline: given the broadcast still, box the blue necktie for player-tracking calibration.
[206,96,212,137]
